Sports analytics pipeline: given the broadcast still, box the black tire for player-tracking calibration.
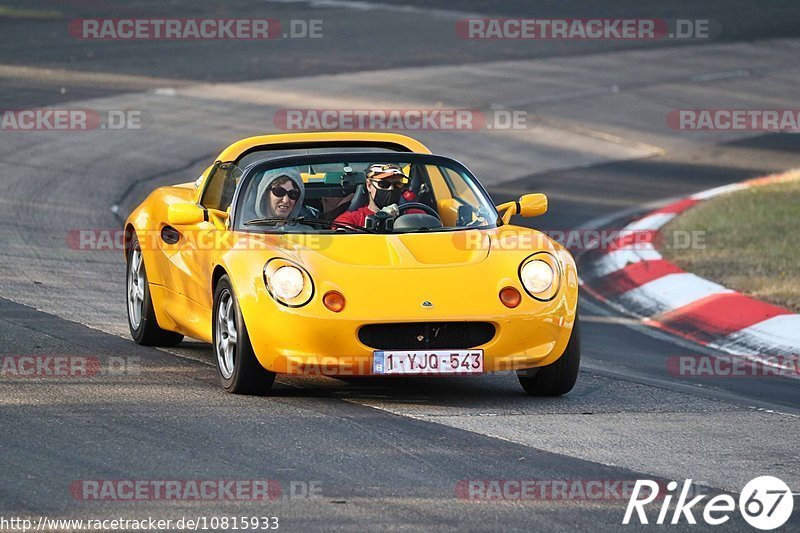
[212,275,276,395]
[126,235,184,347]
[517,315,581,396]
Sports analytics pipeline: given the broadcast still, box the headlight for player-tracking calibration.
[519,252,561,301]
[263,259,314,307]
[521,260,553,294]
[271,266,304,300]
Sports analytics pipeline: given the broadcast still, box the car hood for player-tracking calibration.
[229,226,560,271]
[288,230,490,268]
[223,226,572,318]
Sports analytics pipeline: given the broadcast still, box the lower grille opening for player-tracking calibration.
[358,322,495,350]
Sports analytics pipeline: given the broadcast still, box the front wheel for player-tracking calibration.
[517,315,581,396]
[127,235,184,347]
[213,275,275,395]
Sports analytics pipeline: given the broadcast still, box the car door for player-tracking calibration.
[168,162,241,311]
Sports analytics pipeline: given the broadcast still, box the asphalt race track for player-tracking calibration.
[1,1,799,531]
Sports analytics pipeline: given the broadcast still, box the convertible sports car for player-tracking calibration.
[124,132,579,395]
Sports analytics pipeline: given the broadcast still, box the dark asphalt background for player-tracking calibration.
[1,1,799,531]
[3,0,800,108]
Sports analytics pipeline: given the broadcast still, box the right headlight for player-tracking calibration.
[263,258,314,307]
[271,266,305,300]
[519,252,561,301]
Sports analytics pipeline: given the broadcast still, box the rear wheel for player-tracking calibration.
[517,315,580,396]
[213,275,275,395]
[127,235,184,347]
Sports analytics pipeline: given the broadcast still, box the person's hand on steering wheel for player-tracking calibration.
[379,204,400,218]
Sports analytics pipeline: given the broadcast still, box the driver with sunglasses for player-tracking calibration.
[335,163,422,227]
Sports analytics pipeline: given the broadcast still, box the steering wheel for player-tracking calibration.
[397,202,440,219]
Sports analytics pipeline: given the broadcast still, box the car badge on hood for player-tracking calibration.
[421,301,433,308]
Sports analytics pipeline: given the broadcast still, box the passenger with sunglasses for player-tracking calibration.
[335,163,423,227]
[255,167,312,220]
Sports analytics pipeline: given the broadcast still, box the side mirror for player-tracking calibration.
[518,193,548,217]
[167,203,205,226]
[497,193,548,224]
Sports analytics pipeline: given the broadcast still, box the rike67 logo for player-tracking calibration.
[624,476,795,530]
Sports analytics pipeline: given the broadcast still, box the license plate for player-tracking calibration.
[372,350,484,375]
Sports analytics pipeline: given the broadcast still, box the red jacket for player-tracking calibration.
[334,206,375,227]
[335,206,425,227]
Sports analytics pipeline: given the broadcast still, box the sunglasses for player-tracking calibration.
[270,186,300,200]
[369,179,406,190]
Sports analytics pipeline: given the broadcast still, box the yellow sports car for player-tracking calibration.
[124,132,579,395]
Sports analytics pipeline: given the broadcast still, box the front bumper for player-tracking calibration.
[241,285,576,376]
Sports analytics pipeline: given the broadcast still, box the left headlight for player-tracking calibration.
[519,252,561,301]
[263,258,314,307]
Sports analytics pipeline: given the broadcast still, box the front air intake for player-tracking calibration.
[358,322,495,350]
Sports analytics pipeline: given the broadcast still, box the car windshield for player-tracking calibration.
[233,154,499,234]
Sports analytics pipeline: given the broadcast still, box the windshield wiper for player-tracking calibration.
[244,216,376,233]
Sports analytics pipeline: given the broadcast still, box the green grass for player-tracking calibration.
[660,170,800,312]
